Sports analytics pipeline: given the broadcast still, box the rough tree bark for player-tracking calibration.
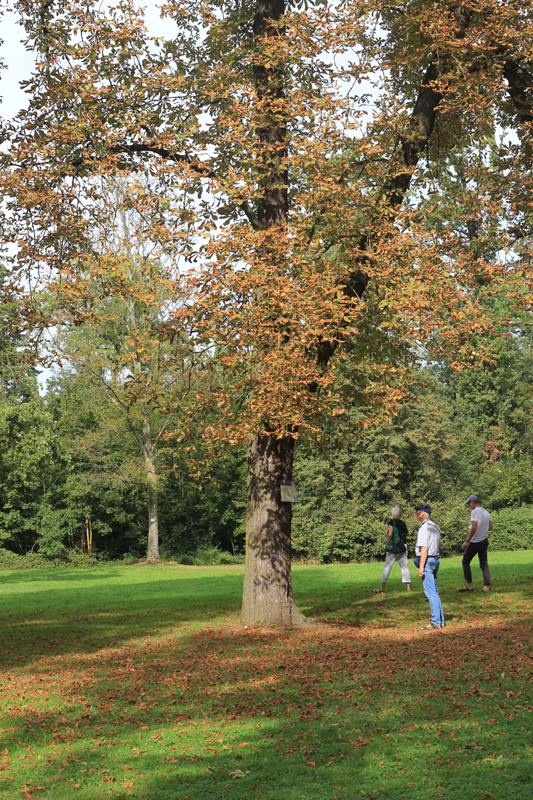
[241,434,309,627]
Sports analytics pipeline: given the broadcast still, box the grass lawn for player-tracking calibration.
[0,552,531,800]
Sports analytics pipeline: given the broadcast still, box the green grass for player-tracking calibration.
[0,552,532,800]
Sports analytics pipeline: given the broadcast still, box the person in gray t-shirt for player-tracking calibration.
[459,495,492,592]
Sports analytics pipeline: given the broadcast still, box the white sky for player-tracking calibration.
[0,2,173,119]
[0,6,32,118]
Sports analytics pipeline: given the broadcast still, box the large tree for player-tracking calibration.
[2,0,533,625]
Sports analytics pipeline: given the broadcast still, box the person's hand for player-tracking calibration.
[418,568,424,578]
[462,540,469,550]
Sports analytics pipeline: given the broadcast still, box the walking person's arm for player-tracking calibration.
[418,546,428,578]
[462,520,477,550]
[387,524,393,542]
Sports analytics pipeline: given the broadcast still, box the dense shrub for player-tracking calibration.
[291,498,468,562]
[488,506,533,550]
[176,546,245,566]
[0,548,100,570]
[291,498,533,562]
[178,554,197,566]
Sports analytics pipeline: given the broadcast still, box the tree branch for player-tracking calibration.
[72,143,266,231]
[317,7,475,365]
[503,60,533,127]
[154,412,173,447]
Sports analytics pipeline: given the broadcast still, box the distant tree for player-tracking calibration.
[0,396,67,555]
[47,180,193,562]
[291,377,461,562]
[435,303,533,509]
[0,264,39,402]
[159,443,247,558]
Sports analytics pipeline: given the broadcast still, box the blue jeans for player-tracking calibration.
[422,557,445,626]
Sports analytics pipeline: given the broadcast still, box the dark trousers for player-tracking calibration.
[462,538,491,586]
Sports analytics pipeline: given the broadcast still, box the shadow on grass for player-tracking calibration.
[0,568,125,584]
[1,560,533,670]
[1,615,532,800]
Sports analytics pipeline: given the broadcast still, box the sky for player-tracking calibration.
[0,3,173,120]
[0,6,33,119]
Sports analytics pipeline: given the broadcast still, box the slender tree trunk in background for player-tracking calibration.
[85,517,93,555]
[241,433,309,627]
[127,288,161,563]
[142,407,160,563]
[146,473,159,563]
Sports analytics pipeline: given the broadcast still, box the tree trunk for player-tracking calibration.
[85,517,93,555]
[142,406,160,563]
[241,432,309,627]
[146,474,160,563]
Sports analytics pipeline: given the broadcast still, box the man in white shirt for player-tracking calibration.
[414,503,445,629]
[459,495,492,593]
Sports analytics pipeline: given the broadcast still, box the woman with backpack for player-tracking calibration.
[373,506,412,593]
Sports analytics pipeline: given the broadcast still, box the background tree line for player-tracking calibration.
[2,266,533,565]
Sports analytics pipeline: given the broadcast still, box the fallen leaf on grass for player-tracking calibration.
[229,769,250,778]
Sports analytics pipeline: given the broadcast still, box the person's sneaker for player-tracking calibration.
[373,588,383,594]
[420,623,441,630]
